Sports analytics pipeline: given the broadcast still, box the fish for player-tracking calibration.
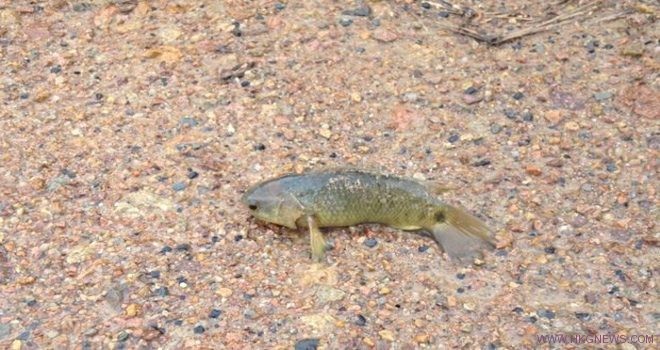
[241,169,495,264]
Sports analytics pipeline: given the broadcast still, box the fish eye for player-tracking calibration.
[248,204,258,210]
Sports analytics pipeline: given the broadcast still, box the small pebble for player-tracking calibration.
[522,111,534,121]
[512,92,524,100]
[448,134,460,143]
[490,124,502,134]
[125,304,140,317]
[209,309,222,319]
[172,182,186,191]
[193,325,205,334]
[586,40,598,53]
[574,312,591,321]
[73,3,92,12]
[614,269,626,282]
[473,159,491,167]
[339,17,353,27]
[415,334,431,344]
[154,287,169,297]
[160,246,172,254]
[606,163,617,172]
[379,330,395,341]
[421,2,431,9]
[463,93,483,105]
[231,23,241,37]
[418,245,429,253]
[217,287,233,297]
[295,338,320,350]
[179,117,198,127]
[621,43,644,57]
[544,246,556,254]
[438,11,450,18]
[504,109,517,119]
[175,243,191,252]
[351,5,371,17]
[234,235,244,242]
[50,65,62,74]
[117,331,129,342]
[355,314,367,326]
[363,238,378,248]
[240,80,250,87]
[149,270,161,278]
[537,309,556,319]
[187,169,199,179]
[254,143,266,151]
[456,273,466,280]
[464,86,478,95]
[274,2,285,11]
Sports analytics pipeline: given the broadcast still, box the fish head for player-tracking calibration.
[241,180,303,229]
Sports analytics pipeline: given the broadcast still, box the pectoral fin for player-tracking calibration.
[306,215,326,263]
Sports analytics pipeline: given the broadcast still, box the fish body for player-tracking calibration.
[242,170,494,263]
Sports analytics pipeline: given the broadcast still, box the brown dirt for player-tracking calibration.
[0,0,657,349]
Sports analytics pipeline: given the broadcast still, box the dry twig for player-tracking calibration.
[438,0,605,46]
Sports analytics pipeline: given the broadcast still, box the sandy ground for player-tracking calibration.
[0,0,658,349]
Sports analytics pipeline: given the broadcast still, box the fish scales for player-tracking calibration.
[310,172,433,228]
[242,169,495,264]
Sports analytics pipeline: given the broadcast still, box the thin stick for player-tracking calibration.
[440,0,602,46]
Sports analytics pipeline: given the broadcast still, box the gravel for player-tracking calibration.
[363,238,378,248]
[465,86,479,95]
[339,17,353,27]
[355,314,367,326]
[209,309,222,319]
[0,0,655,349]
[172,182,187,191]
[295,338,320,350]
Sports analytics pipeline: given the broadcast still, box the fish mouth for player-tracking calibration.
[239,191,249,206]
[240,188,260,211]
[240,185,256,206]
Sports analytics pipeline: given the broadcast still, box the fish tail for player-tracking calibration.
[430,204,495,263]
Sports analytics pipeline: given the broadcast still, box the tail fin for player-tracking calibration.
[430,205,495,264]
